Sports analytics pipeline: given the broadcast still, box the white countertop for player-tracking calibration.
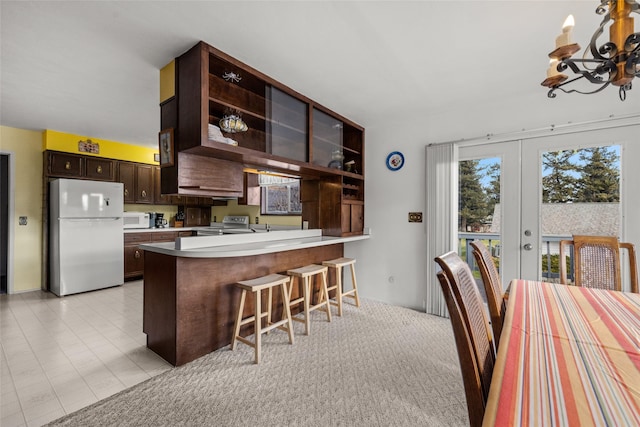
[139,229,370,258]
[124,227,203,234]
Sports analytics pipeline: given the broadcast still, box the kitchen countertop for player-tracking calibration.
[139,229,369,258]
[124,227,203,234]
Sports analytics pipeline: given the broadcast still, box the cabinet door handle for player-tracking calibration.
[124,188,129,197]
[65,161,71,170]
[96,165,103,174]
[141,190,147,198]
[134,250,141,259]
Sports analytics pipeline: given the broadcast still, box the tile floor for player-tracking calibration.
[0,280,172,427]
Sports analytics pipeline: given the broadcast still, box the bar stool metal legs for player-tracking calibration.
[231,273,294,364]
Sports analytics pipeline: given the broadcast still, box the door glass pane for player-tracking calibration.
[458,157,501,301]
[540,145,621,283]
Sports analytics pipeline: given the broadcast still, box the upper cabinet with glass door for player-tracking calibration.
[312,107,363,177]
[171,41,363,178]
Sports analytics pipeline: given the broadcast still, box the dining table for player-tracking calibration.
[483,279,640,426]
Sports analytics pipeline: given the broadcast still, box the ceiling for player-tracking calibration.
[1,1,634,149]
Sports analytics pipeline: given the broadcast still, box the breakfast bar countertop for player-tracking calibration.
[139,229,370,258]
[123,226,202,234]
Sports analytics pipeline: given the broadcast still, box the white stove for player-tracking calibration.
[197,215,252,236]
[222,215,250,228]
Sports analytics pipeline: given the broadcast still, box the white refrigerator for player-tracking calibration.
[49,178,124,296]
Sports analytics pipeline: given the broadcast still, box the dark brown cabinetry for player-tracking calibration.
[238,173,260,206]
[46,151,115,181]
[118,162,154,204]
[170,41,364,176]
[153,166,172,205]
[302,175,364,237]
[184,207,211,227]
[85,157,116,181]
[164,41,365,236]
[124,230,193,279]
[124,233,147,279]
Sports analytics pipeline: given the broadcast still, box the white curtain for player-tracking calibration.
[425,143,458,317]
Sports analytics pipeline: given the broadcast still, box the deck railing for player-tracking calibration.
[458,232,573,282]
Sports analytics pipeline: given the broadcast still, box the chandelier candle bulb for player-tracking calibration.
[547,59,562,78]
[555,15,575,48]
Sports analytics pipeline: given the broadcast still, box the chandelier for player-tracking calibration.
[541,0,640,101]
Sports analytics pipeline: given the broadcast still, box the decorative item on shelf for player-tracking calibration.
[78,139,99,154]
[208,124,240,146]
[219,111,248,133]
[541,2,640,101]
[328,150,344,169]
[222,71,242,83]
[159,128,174,167]
[386,151,405,171]
[344,160,356,172]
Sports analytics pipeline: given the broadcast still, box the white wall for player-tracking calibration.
[347,90,639,311]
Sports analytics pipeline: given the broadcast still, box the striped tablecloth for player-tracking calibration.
[483,279,640,426]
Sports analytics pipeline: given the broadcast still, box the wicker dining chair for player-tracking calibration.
[436,270,485,427]
[559,235,639,293]
[435,251,495,427]
[470,240,506,349]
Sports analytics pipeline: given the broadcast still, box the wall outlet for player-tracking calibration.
[408,212,423,223]
[255,216,259,224]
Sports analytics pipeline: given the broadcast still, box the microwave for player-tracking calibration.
[123,212,150,229]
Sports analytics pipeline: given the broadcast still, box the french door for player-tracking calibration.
[458,124,640,291]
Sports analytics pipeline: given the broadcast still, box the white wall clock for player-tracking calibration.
[386,151,405,171]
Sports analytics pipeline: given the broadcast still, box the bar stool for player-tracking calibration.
[322,257,361,316]
[231,273,295,364]
[286,264,332,335]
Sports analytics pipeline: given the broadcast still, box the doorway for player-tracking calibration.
[458,124,639,291]
[1,153,10,294]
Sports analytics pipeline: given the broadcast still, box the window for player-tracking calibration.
[260,175,302,215]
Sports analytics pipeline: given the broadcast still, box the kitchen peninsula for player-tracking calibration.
[141,229,369,366]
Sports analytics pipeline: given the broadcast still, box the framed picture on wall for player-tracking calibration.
[159,128,174,167]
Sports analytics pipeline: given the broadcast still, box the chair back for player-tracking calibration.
[470,240,506,349]
[560,235,639,293]
[436,270,485,427]
[435,251,495,426]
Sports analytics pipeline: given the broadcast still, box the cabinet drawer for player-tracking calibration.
[48,152,83,177]
[151,232,178,242]
[124,233,151,244]
[86,158,115,181]
[178,231,194,237]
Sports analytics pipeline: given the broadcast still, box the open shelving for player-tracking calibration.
[162,40,365,236]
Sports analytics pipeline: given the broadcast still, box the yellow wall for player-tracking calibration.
[1,126,44,292]
[1,126,172,293]
[160,60,175,103]
[124,204,178,222]
[0,125,300,293]
[43,130,159,164]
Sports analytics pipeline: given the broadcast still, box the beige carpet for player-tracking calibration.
[46,299,469,426]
